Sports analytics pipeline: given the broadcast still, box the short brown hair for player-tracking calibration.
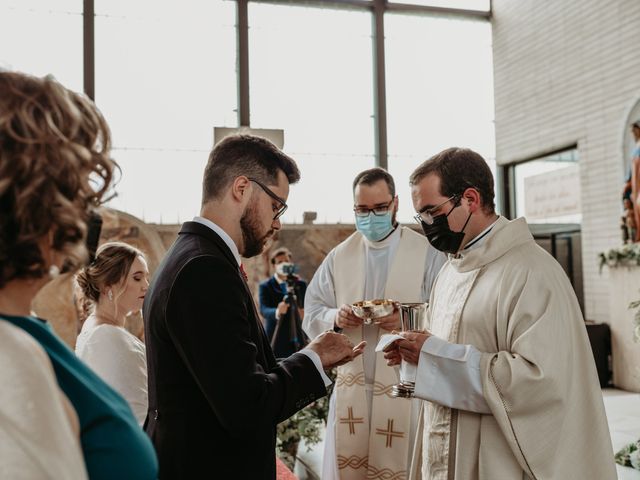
[202,134,300,204]
[270,247,292,264]
[409,147,495,214]
[0,71,116,287]
[352,167,395,198]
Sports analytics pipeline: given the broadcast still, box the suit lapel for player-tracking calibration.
[180,221,276,368]
[179,222,239,269]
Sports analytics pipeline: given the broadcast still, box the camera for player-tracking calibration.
[280,263,296,276]
[279,263,298,294]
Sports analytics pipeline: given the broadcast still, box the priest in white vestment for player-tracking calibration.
[304,168,446,480]
[384,147,616,480]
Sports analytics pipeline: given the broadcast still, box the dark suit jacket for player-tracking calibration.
[258,275,307,341]
[143,221,326,479]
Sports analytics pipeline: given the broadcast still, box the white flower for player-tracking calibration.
[630,446,640,469]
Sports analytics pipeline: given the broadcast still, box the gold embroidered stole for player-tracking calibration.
[334,228,428,480]
[421,265,479,480]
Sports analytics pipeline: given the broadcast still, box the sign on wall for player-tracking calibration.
[524,165,581,220]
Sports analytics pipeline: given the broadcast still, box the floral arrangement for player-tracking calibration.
[276,395,329,469]
[615,439,640,470]
[630,297,640,342]
[276,368,335,470]
[598,243,640,272]
[599,244,640,341]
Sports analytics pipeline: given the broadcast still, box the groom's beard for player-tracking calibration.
[240,201,274,258]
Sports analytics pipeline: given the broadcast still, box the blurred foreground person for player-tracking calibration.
[0,71,157,479]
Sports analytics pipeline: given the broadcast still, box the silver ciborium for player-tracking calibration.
[351,299,395,325]
[391,302,428,398]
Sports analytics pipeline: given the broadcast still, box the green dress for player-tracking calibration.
[1,314,158,480]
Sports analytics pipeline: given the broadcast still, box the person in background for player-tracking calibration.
[303,167,446,480]
[384,147,615,480]
[629,120,640,241]
[0,70,157,480]
[75,242,150,425]
[259,247,307,356]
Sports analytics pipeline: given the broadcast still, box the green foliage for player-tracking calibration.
[275,369,335,470]
[598,243,640,273]
[632,300,640,343]
[598,245,640,341]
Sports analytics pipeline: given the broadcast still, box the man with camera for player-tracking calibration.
[259,247,308,357]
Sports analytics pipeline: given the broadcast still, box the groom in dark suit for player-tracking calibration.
[143,134,364,479]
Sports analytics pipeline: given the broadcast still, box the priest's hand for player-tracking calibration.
[383,330,431,366]
[397,331,431,365]
[335,304,364,329]
[307,331,366,370]
[375,308,401,332]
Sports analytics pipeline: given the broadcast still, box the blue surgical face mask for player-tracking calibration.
[355,211,394,242]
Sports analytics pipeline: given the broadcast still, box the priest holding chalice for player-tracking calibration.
[303,168,445,480]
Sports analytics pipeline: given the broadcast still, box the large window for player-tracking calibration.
[96,0,237,223]
[249,3,375,223]
[1,0,494,226]
[391,0,489,10]
[512,148,581,224]
[0,0,83,91]
[385,12,495,222]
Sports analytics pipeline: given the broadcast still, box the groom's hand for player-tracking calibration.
[307,331,366,370]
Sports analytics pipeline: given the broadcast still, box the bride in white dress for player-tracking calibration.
[75,242,150,425]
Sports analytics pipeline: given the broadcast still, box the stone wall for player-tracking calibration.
[148,223,357,302]
[32,209,359,347]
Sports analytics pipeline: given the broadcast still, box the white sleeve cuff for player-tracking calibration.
[299,348,333,387]
[415,336,491,414]
[324,308,339,330]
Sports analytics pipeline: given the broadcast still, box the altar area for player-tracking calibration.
[604,261,640,478]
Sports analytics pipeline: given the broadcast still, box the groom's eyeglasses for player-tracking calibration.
[248,177,288,220]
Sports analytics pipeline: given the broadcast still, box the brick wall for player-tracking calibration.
[492,0,640,322]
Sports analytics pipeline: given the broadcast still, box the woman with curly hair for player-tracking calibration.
[0,71,157,479]
[76,242,150,425]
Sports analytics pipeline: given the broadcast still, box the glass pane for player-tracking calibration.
[108,149,207,224]
[95,0,237,223]
[513,149,582,224]
[249,3,375,224]
[390,0,490,11]
[0,0,83,91]
[385,12,495,222]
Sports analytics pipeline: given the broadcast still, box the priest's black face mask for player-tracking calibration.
[419,198,472,254]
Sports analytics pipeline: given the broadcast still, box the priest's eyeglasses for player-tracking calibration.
[353,198,394,218]
[414,194,460,225]
[248,177,288,220]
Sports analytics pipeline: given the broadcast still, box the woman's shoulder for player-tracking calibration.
[77,324,144,355]
[0,320,52,376]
